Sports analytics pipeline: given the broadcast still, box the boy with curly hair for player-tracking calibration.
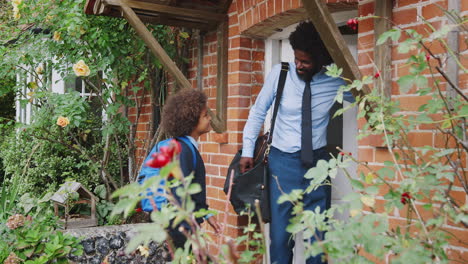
[146,89,221,248]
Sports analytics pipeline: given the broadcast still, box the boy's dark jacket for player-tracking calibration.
[177,138,209,215]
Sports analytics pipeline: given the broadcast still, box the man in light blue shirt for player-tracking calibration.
[240,22,353,264]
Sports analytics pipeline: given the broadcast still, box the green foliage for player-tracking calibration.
[0,129,101,196]
[0,78,15,121]
[0,0,188,198]
[93,184,122,225]
[0,213,83,263]
[0,176,22,221]
[0,191,83,263]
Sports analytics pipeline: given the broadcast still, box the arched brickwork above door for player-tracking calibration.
[236,0,358,38]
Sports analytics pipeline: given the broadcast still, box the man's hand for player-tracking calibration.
[239,157,253,173]
[207,216,222,234]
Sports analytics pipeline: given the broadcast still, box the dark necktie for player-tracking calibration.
[301,81,314,167]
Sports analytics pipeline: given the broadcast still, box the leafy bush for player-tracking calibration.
[0,0,188,190]
[0,176,21,221]
[0,91,128,197]
[0,190,83,263]
[0,129,100,196]
[0,213,82,263]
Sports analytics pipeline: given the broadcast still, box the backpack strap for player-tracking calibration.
[268,62,289,144]
[177,136,197,169]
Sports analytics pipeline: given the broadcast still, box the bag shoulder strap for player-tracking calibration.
[268,62,289,144]
[177,136,197,169]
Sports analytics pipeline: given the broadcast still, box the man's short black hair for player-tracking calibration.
[289,21,333,73]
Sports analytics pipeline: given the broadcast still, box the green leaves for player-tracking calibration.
[325,63,343,78]
[397,74,428,94]
[377,29,401,45]
[350,179,364,190]
[1,211,82,263]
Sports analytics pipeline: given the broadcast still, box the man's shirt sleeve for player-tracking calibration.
[344,90,355,103]
[242,64,281,158]
[337,77,355,103]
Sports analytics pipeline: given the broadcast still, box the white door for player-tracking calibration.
[263,10,358,263]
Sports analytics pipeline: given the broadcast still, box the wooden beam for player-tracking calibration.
[301,0,370,95]
[119,1,192,90]
[115,0,225,132]
[104,0,225,22]
[374,0,393,98]
[135,12,215,31]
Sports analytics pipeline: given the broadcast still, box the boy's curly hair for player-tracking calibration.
[161,89,208,137]
[289,21,333,73]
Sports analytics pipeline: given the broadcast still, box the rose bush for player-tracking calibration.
[0,0,189,201]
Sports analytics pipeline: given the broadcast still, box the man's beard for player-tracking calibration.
[296,69,314,82]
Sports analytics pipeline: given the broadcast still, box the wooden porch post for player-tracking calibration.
[374,0,393,98]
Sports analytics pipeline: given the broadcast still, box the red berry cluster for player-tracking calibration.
[401,192,412,205]
[346,18,358,31]
[146,139,182,169]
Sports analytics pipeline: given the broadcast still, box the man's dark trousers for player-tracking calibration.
[268,146,331,264]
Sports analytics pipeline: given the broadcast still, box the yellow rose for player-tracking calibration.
[53,31,61,41]
[360,195,376,208]
[35,65,44,75]
[73,60,90,77]
[56,116,70,128]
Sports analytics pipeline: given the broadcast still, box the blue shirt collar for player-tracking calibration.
[186,136,198,150]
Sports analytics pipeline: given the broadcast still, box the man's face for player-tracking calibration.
[294,50,314,81]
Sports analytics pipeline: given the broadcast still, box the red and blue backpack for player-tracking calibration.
[137,136,197,211]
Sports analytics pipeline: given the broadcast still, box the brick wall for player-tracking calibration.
[357,0,468,262]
